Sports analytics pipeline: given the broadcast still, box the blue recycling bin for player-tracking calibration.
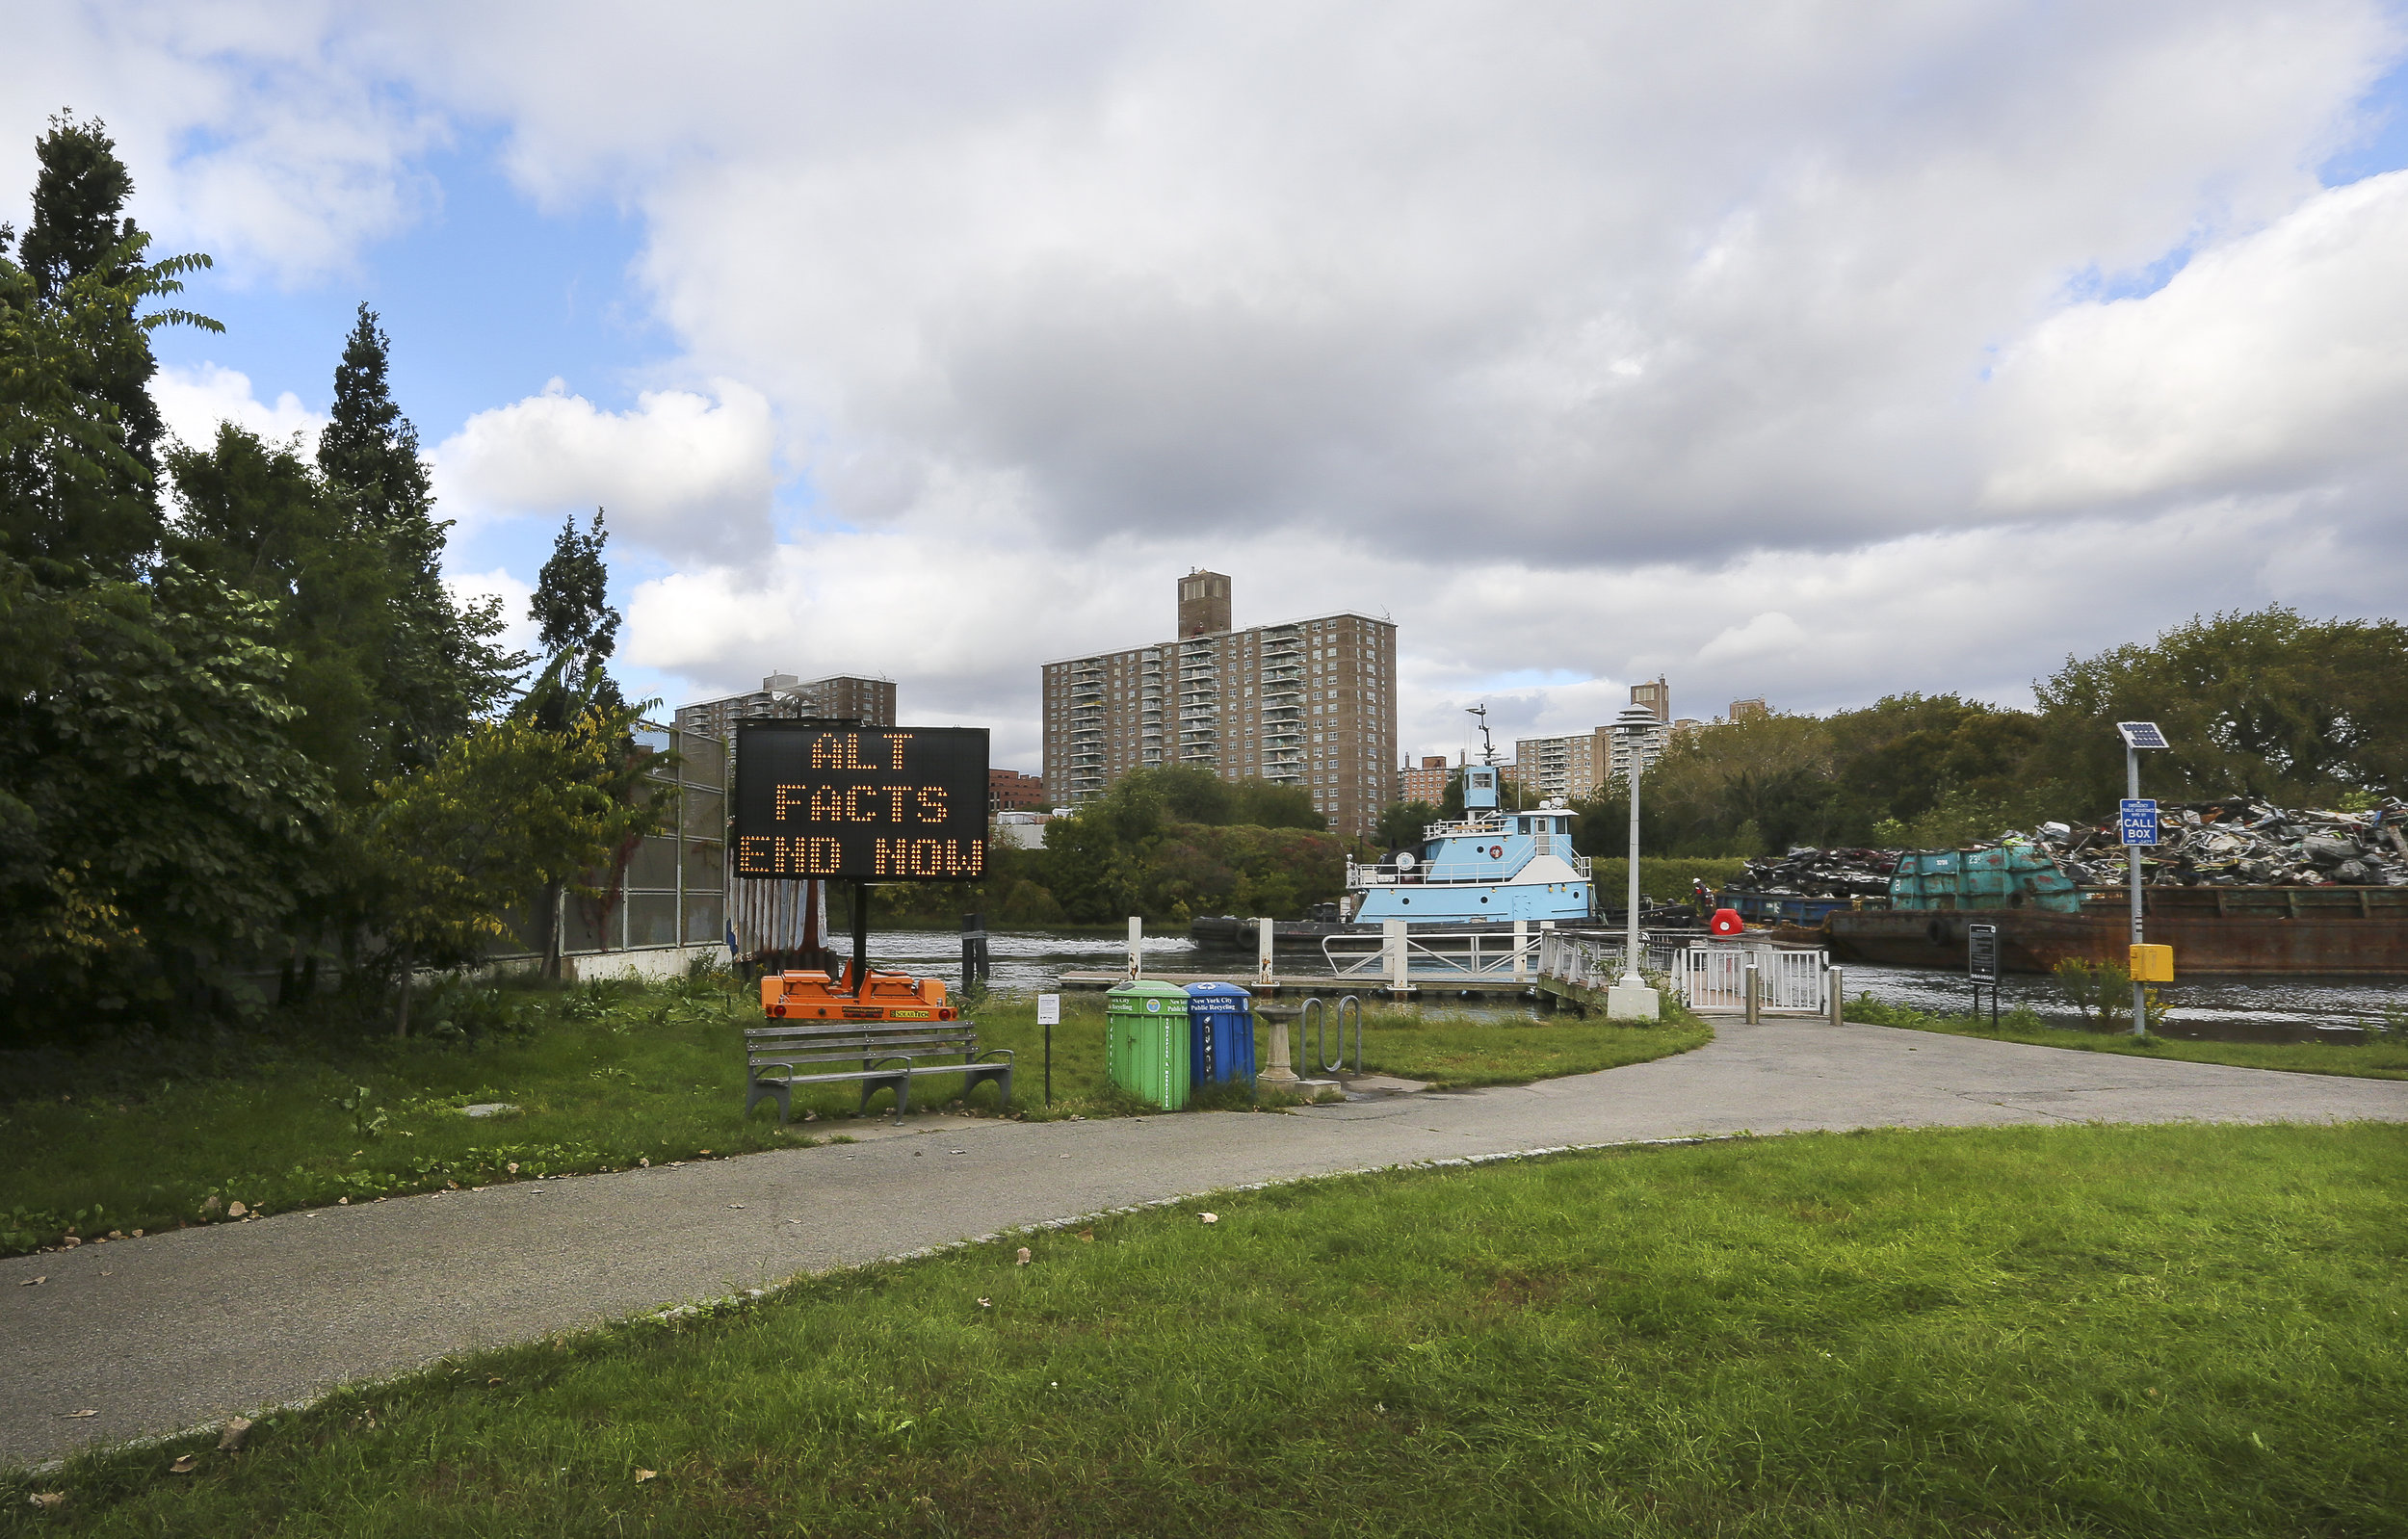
[1184,981,1257,1085]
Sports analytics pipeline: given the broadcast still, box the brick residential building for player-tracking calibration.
[1040,571,1397,837]
[674,673,897,742]
[989,769,1047,813]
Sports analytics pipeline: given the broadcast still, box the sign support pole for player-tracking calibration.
[852,878,872,999]
[2127,744,2145,1038]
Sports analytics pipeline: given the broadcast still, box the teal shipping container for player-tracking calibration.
[1889,845,2081,913]
[1107,981,1192,1109]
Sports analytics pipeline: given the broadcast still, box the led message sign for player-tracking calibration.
[731,723,989,881]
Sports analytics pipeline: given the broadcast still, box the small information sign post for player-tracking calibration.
[1967,923,2000,1030]
[1035,993,1061,1105]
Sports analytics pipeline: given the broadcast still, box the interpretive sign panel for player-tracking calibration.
[2119,797,2159,848]
[1967,923,1999,982]
[732,723,989,881]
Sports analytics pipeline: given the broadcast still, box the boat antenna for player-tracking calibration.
[1466,703,1497,766]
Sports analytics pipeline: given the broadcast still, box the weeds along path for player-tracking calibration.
[7,1015,2407,1468]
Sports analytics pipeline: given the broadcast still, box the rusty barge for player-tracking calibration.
[1823,886,2408,977]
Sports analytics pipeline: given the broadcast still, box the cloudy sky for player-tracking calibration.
[12,1,2408,770]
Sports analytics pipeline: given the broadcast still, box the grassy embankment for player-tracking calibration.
[9,1123,2403,1536]
[0,977,1704,1255]
[1842,995,2408,1080]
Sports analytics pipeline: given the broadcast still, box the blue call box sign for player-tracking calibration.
[2119,798,2159,848]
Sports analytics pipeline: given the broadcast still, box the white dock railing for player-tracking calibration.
[1322,926,1542,982]
[1675,944,1829,1014]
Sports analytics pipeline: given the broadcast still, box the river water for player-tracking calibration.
[862,926,2407,1041]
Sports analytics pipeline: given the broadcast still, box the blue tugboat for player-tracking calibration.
[1349,764,1595,925]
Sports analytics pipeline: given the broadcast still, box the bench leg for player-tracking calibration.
[858,1073,910,1116]
[746,1080,791,1124]
[962,1064,1012,1112]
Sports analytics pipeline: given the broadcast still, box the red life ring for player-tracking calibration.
[1489,845,1504,859]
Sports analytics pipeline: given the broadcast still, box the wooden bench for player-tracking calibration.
[743,1022,1013,1120]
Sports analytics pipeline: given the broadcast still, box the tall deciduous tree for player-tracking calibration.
[372,703,665,1034]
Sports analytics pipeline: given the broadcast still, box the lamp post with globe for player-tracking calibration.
[1608,703,1662,1019]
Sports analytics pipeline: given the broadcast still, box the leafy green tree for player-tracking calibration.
[373,703,667,1033]
[0,559,333,1029]
[1375,799,1439,852]
[1,228,215,577]
[1227,778,1323,829]
[2028,608,2408,812]
[17,114,172,486]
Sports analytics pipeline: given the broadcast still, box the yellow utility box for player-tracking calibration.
[2128,944,2174,983]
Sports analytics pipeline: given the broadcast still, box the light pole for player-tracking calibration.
[2116,721,2171,1036]
[1607,703,1662,1018]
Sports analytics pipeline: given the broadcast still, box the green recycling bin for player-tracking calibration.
[1107,980,1193,1109]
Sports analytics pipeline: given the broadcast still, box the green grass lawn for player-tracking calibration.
[1843,994,2408,1080]
[1354,1003,1710,1086]
[0,978,1706,1255]
[9,1123,2402,1536]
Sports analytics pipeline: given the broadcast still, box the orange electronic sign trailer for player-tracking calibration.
[731,722,990,999]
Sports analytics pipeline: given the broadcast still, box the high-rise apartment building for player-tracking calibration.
[674,673,897,743]
[1513,678,1679,799]
[1399,755,1450,805]
[1513,729,1610,801]
[1041,573,1397,836]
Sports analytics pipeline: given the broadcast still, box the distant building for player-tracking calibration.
[1040,571,1397,837]
[1398,754,1450,805]
[989,769,1047,812]
[1513,678,1681,798]
[674,673,897,742]
[995,810,1053,849]
[1728,697,1770,723]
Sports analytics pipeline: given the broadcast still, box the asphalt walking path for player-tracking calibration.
[8,1017,2407,1467]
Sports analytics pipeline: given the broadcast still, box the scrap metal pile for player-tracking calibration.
[1731,848,1898,898]
[2022,797,2408,888]
[1733,796,2408,893]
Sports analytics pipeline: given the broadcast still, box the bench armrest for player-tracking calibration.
[971,1046,1014,1065]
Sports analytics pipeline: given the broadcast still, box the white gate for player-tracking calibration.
[1678,945,1828,1014]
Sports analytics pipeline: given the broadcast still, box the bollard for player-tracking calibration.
[1256,915,1275,989]
[1126,915,1142,980]
[1827,964,1845,1028]
[1744,963,1761,1025]
[1384,918,1410,998]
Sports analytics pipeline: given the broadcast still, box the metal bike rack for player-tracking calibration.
[1298,995,1364,1075]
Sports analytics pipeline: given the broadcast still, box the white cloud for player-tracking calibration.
[1982,170,2408,509]
[25,2,2408,773]
[152,362,325,454]
[444,564,540,665]
[432,379,777,561]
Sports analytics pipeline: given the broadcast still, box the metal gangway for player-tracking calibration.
[1322,924,1549,985]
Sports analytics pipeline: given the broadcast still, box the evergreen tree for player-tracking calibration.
[313,304,518,772]
[1,117,214,579]
[20,114,170,482]
[517,510,631,974]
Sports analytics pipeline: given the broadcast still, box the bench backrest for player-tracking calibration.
[746,1022,979,1066]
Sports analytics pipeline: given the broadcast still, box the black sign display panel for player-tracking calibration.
[1967,923,2000,982]
[732,724,988,881]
